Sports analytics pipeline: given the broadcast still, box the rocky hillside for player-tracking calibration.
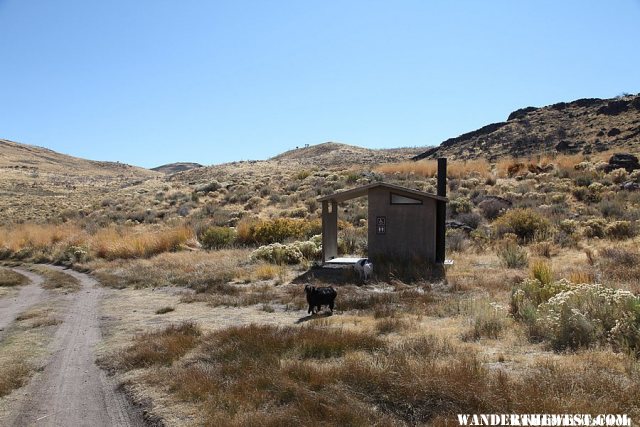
[413,94,640,161]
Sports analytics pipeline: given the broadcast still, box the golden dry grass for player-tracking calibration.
[376,158,491,179]
[0,223,87,253]
[0,360,32,398]
[92,225,194,260]
[106,322,640,426]
[106,322,202,371]
[90,249,250,289]
[0,223,194,262]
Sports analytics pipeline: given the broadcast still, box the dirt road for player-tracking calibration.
[0,268,46,338]
[5,267,144,427]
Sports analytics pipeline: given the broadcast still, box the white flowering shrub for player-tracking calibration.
[290,239,322,260]
[251,236,322,264]
[537,283,640,353]
[252,243,303,264]
[513,278,640,355]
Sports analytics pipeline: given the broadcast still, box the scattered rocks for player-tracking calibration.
[446,220,473,233]
[620,181,640,191]
[555,140,579,152]
[478,196,512,220]
[607,128,621,137]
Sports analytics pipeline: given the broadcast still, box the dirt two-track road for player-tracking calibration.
[1,266,144,427]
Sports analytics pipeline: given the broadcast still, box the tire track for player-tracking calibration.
[8,266,144,427]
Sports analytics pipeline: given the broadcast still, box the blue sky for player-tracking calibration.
[1,1,639,168]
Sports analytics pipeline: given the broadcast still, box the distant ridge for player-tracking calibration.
[0,139,156,177]
[270,142,423,167]
[413,93,640,161]
[151,162,203,174]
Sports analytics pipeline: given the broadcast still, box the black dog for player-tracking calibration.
[304,285,337,314]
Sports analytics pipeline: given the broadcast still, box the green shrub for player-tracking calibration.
[497,242,529,268]
[609,168,628,184]
[605,220,636,240]
[449,197,472,216]
[599,199,625,218]
[530,259,553,285]
[462,300,506,341]
[237,218,321,245]
[573,172,594,187]
[196,181,221,193]
[338,227,367,255]
[583,218,607,238]
[494,208,550,242]
[446,229,468,252]
[510,278,571,320]
[558,219,578,235]
[200,226,236,249]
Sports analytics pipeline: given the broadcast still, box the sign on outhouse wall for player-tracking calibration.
[376,216,386,234]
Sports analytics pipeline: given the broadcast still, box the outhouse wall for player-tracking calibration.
[367,187,437,261]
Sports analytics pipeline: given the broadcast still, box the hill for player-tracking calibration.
[271,142,423,166]
[0,139,163,224]
[413,94,640,161]
[151,162,203,174]
[0,139,156,177]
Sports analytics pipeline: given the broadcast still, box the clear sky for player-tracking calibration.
[1,1,639,168]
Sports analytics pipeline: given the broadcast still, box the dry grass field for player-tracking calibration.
[1,137,640,425]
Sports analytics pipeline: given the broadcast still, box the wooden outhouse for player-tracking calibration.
[318,159,449,264]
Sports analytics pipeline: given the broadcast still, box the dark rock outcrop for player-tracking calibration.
[410,94,640,161]
[604,153,640,173]
[508,106,538,121]
[440,122,509,149]
[597,100,630,116]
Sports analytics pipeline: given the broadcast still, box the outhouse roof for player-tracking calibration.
[317,182,448,203]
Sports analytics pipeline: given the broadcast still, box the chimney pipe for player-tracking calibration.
[435,158,447,263]
[437,157,447,197]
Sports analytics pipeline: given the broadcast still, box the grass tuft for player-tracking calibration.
[110,322,201,371]
[0,360,33,397]
[0,267,28,287]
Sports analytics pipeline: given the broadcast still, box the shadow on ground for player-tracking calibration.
[295,311,333,324]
